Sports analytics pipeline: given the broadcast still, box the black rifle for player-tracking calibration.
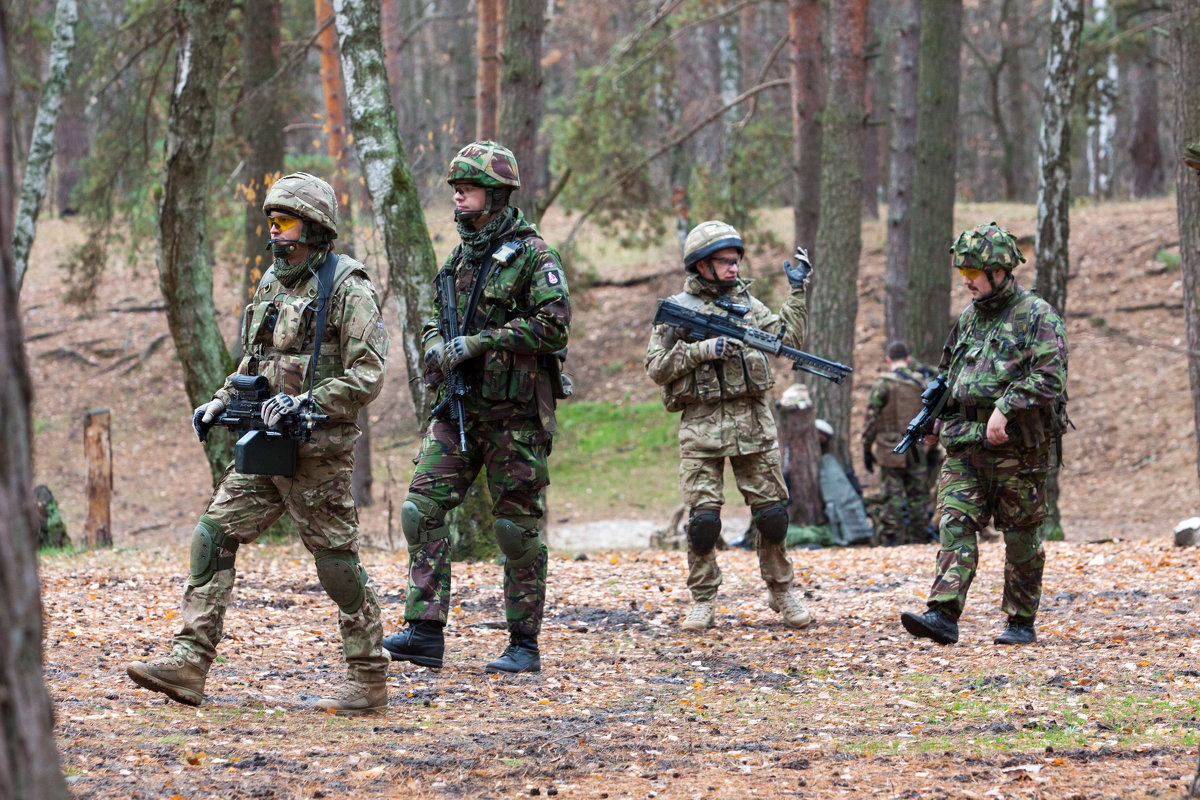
[652,298,853,383]
[893,374,949,455]
[431,267,470,451]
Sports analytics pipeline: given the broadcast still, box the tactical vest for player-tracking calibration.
[658,290,773,413]
[873,370,926,468]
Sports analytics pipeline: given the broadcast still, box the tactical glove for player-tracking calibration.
[262,393,302,428]
[192,398,226,442]
[784,245,813,290]
[446,333,489,370]
[862,442,875,474]
[424,340,446,369]
[696,336,743,362]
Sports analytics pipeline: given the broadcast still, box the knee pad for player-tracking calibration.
[314,550,368,615]
[188,516,238,587]
[753,503,789,544]
[686,508,722,555]
[494,516,543,570]
[401,493,450,551]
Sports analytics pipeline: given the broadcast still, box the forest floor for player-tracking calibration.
[23,196,1200,798]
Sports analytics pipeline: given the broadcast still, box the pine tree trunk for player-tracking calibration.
[789,0,822,249]
[157,0,237,484]
[1034,0,1083,317]
[499,0,544,219]
[810,0,867,446]
[12,0,77,292]
[904,0,961,366]
[884,0,919,345]
[0,6,70,794]
[448,0,476,143]
[1129,48,1163,198]
[476,0,500,140]
[333,0,438,422]
[315,0,354,253]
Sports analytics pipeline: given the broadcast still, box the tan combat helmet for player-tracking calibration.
[683,220,743,271]
[262,172,338,244]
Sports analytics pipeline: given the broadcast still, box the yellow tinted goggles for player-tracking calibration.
[958,267,984,280]
[267,214,301,232]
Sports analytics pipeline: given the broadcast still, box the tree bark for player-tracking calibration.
[83,408,112,548]
[1128,47,1163,198]
[779,394,824,526]
[0,4,71,795]
[810,0,867,447]
[884,0,919,345]
[1034,0,1083,317]
[157,0,237,485]
[476,0,500,140]
[903,0,962,366]
[13,0,77,293]
[448,0,476,143]
[499,0,545,220]
[789,0,823,249]
[334,0,438,422]
[315,0,355,253]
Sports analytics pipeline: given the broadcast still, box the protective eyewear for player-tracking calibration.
[709,256,741,268]
[267,215,301,232]
[957,267,984,280]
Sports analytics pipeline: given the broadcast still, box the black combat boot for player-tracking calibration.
[382,621,444,668]
[484,632,541,674]
[900,608,959,644]
[994,618,1036,645]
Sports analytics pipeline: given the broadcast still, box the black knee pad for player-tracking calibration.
[754,503,789,544]
[687,508,722,555]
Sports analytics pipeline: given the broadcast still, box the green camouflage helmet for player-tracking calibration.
[262,172,337,235]
[445,141,521,189]
[683,220,743,271]
[950,221,1026,271]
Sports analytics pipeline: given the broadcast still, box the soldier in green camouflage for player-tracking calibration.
[382,141,570,674]
[861,341,936,545]
[127,172,391,713]
[901,222,1068,647]
[645,221,813,632]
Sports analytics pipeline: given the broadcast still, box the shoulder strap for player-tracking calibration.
[305,251,340,404]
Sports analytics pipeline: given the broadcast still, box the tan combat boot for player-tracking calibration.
[127,655,207,706]
[768,586,812,629]
[680,599,716,631]
[315,680,388,715]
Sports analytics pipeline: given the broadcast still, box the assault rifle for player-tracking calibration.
[430,267,470,451]
[193,374,328,476]
[893,374,949,455]
[652,299,853,383]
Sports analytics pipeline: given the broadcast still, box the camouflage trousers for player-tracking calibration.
[172,455,387,683]
[877,463,928,545]
[926,449,1049,623]
[405,416,550,636]
[680,448,794,601]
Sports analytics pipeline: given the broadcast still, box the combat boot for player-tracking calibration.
[485,632,541,673]
[900,608,959,644]
[768,586,812,629]
[382,621,444,668]
[315,679,387,714]
[681,599,715,631]
[994,618,1036,645]
[126,655,207,706]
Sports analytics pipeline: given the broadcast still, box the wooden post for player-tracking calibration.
[84,408,112,548]
[777,383,826,526]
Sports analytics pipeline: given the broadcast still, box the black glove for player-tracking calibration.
[783,245,812,289]
[862,442,875,474]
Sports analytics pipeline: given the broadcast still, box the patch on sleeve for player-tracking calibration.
[536,263,567,293]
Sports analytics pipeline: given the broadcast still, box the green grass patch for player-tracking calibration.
[1156,247,1181,272]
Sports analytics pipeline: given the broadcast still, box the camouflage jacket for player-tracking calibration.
[217,253,389,455]
[424,206,571,430]
[645,274,807,457]
[862,361,935,467]
[937,279,1068,455]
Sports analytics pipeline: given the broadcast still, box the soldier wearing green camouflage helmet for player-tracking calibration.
[382,141,570,674]
[127,172,391,713]
[646,220,814,632]
[901,222,1068,647]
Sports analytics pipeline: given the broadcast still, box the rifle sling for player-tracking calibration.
[305,251,339,406]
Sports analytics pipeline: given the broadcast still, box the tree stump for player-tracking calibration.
[34,485,70,550]
[777,383,825,526]
[83,409,112,548]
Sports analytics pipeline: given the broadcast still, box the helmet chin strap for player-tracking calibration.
[453,187,508,223]
[268,238,299,258]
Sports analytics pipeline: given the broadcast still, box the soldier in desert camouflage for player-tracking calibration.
[127,172,391,713]
[381,141,570,674]
[901,222,1068,647]
[645,220,813,632]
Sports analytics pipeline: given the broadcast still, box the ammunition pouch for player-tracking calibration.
[686,507,722,556]
[188,516,239,587]
[314,549,368,615]
[495,516,544,570]
[235,429,298,476]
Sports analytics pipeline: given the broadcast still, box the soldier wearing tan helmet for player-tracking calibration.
[383,141,571,674]
[645,220,815,632]
[127,172,391,713]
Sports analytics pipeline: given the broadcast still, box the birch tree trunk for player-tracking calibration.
[1034,0,1083,316]
[476,0,500,140]
[904,0,962,366]
[13,0,77,293]
[884,0,919,345]
[157,0,237,484]
[789,0,823,249]
[334,0,438,421]
[810,0,867,447]
[499,0,545,220]
[0,5,70,795]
